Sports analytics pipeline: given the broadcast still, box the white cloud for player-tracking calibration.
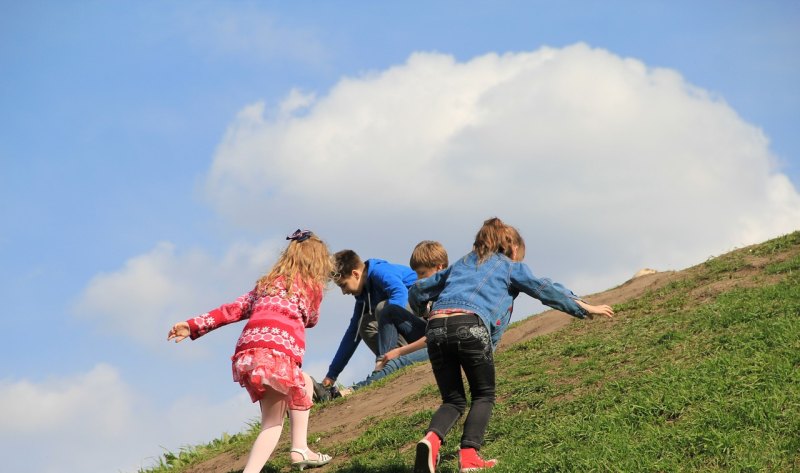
[73,239,282,347]
[0,365,254,473]
[0,364,133,436]
[203,43,800,292]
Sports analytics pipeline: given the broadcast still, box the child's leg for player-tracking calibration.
[242,388,287,473]
[426,318,468,440]
[460,350,495,449]
[415,317,466,473]
[376,304,427,356]
[358,303,381,356]
[458,323,496,450]
[288,372,327,462]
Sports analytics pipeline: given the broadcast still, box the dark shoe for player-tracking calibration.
[458,448,497,472]
[310,376,345,403]
[310,376,331,403]
[414,431,441,473]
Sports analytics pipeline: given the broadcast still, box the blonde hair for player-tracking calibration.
[255,234,332,297]
[473,217,517,263]
[410,240,449,271]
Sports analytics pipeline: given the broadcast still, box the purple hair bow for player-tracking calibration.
[287,229,313,242]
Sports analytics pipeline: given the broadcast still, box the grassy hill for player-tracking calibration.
[143,231,800,473]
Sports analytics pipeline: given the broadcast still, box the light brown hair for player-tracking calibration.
[410,240,449,271]
[505,224,526,261]
[255,234,332,296]
[473,217,515,263]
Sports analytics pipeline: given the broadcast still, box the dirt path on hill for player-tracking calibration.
[187,270,679,473]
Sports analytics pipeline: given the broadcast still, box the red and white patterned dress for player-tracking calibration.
[186,276,322,410]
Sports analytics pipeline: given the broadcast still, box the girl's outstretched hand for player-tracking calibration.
[168,322,191,342]
[576,300,614,319]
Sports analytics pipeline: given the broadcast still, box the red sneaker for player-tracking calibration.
[414,431,441,473]
[458,448,497,472]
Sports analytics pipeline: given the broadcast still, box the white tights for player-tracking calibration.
[241,372,315,473]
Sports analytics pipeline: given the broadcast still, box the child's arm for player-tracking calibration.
[376,337,426,369]
[323,300,365,386]
[172,290,258,341]
[408,266,450,316]
[187,292,257,339]
[510,263,612,319]
[303,285,324,328]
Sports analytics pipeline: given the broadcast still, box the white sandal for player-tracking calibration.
[290,448,332,471]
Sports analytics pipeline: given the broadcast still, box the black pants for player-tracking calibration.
[425,314,495,450]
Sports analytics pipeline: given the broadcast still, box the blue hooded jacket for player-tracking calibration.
[325,259,417,381]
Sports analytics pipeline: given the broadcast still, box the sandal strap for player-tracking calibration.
[291,447,331,465]
[290,448,309,461]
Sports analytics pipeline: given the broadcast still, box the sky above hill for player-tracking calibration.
[1,1,799,472]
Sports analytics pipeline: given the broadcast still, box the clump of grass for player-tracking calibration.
[139,423,259,472]
[765,254,800,275]
[747,231,800,256]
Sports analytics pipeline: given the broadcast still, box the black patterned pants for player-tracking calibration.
[425,313,495,449]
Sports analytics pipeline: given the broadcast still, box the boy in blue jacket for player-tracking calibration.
[321,249,418,388]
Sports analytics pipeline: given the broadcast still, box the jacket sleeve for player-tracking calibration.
[408,266,451,316]
[509,263,587,318]
[186,290,257,339]
[372,266,412,308]
[325,300,364,381]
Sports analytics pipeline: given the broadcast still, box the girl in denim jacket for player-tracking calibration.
[409,218,614,472]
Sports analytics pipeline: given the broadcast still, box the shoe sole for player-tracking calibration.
[459,456,498,472]
[414,439,435,473]
[459,462,498,472]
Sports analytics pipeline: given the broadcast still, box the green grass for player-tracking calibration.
[141,424,259,472]
[140,231,800,473]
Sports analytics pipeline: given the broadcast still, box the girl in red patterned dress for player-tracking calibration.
[167,229,333,472]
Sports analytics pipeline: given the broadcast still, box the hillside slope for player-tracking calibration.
[151,231,799,473]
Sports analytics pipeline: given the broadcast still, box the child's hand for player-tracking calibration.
[167,322,191,342]
[376,348,400,370]
[576,300,614,319]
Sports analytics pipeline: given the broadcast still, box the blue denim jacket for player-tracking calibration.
[409,251,587,347]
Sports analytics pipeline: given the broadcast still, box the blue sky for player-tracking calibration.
[1,2,799,472]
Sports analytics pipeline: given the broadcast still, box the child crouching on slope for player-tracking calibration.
[167,230,333,472]
[409,218,614,472]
